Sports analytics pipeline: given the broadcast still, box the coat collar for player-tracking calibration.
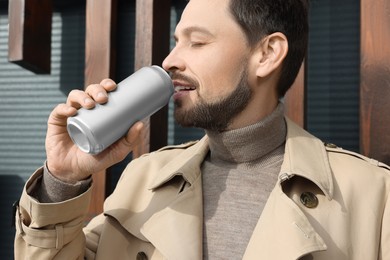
[281,118,334,200]
[149,117,334,200]
[148,136,210,190]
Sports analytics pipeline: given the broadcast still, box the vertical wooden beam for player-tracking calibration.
[85,0,117,85]
[84,0,117,218]
[133,0,172,158]
[8,0,52,74]
[285,62,306,128]
[360,0,390,164]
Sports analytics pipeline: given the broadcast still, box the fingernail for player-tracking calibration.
[84,97,94,105]
[97,92,107,99]
[101,79,112,87]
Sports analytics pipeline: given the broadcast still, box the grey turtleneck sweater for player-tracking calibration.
[202,103,286,259]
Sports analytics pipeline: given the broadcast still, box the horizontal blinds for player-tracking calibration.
[306,0,360,152]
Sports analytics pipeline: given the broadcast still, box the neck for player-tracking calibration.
[226,90,279,130]
[205,103,286,163]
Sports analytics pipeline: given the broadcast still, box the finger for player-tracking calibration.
[66,89,95,109]
[85,83,109,104]
[122,121,144,148]
[100,78,117,92]
[48,103,77,126]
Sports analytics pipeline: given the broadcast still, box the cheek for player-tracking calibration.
[197,71,229,99]
[200,61,244,97]
[189,43,248,97]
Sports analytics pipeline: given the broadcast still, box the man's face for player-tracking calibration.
[162,0,253,131]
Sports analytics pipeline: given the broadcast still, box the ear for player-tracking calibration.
[252,32,288,78]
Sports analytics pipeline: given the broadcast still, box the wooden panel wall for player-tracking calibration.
[360,0,390,165]
[285,62,306,128]
[85,0,117,85]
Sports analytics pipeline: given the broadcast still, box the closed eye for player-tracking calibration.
[190,42,206,47]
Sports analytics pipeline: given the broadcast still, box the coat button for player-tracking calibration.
[300,192,318,208]
[137,252,148,260]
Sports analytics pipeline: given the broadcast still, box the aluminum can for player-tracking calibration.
[67,66,173,154]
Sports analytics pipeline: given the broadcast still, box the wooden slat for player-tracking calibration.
[133,0,171,158]
[360,0,390,165]
[284,62,305,128]
[85,0,117,86]
[84,0,117,218]
[8,0,52,74]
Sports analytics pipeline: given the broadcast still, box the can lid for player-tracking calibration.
[67,118,104,154]
[151,65,174,95]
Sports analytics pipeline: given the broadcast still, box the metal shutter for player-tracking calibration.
[306,0,360,152]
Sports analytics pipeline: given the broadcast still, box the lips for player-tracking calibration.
[171,74,198,100]
[172,77,197,92]
[172,80,196,101]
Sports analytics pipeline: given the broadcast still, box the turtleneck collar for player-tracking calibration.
[205,103,286,163]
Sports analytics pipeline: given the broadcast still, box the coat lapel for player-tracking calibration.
[141,138,210,260]
[141,174,203,260]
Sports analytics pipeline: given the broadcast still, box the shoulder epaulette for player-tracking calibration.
[324,142,390,171]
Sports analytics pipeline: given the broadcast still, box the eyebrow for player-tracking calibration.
[174,26,215,41]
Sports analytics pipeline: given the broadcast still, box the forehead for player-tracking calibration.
[176,0,234,33]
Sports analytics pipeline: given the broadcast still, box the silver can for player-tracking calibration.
[67,66,173,154]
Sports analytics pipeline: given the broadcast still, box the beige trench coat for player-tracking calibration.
[15,119,390,260]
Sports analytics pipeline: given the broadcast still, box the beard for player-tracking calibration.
[174,68,252,132]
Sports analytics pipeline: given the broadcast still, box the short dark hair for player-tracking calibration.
[229,0,309,97]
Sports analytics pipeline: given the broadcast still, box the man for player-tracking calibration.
[14,0,390,259]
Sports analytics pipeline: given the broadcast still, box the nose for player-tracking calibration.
[162,47,184,73]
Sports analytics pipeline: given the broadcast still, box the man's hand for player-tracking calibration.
[45,78,144,183]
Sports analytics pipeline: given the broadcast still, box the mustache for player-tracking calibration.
[171,72,199,87]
